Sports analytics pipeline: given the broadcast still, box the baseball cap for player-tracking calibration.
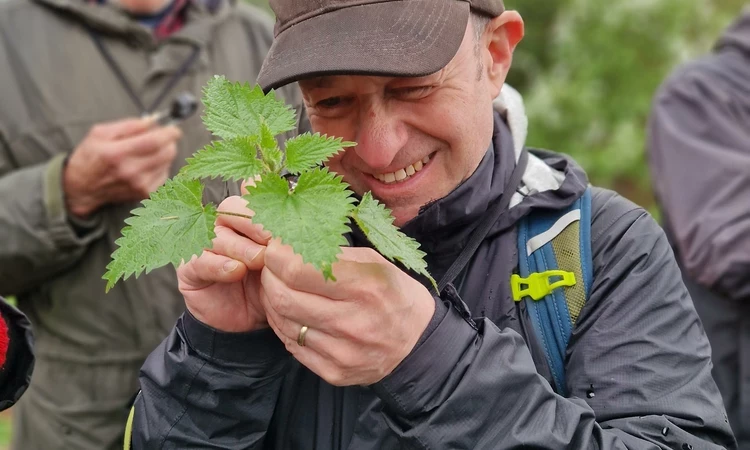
[257,0,506,91]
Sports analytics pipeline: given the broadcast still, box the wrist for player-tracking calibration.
[186,306,270,334]
[62,157,97,218]
[181,310,284,365]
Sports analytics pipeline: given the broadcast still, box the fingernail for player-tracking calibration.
[223,261,239,272]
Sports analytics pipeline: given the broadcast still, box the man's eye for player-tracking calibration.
[317,97,344,108]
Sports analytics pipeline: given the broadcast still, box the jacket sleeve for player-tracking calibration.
[647,60,750,301]
[0,132,107,296]
[370,189,736,449]
[132,311,291,449]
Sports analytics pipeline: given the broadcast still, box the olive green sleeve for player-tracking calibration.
[0,134,106,296]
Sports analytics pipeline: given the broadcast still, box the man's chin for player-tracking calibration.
[388,205,422,228]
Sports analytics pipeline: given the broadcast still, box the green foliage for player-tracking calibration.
[285,133,356,174]
[105,77,435,290]
[352,193,434,287]
[244,169,356,280]
[103,177,218,291]
[180,137,263,182]
[505,0,747,208]
[202,77,296,140]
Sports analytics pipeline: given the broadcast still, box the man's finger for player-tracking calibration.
[262,287,343,371]
[216,196,272,244]
[177,251,247,291]
[260,265,356,335]
[92,116,157,140]
[212,226,267,271]
[264,239,385,301]
[241,176,261,195]
[114,125,182,156]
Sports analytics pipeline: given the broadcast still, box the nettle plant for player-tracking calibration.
[103,76,436,292]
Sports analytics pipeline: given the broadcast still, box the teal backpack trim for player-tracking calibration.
[515,187,593,396]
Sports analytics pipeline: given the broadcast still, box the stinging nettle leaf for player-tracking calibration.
[244,169,356,281]
[103,177,217,292]
[106,80,433,294]
[284,133,356,174]
[180,137,264,182]
[352,192,436,290]
[258,121,283,173]
[202,75,296,140]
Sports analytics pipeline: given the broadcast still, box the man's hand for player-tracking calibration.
[260,239,436,386]
[177,196,272,333]
[63,117,183,218]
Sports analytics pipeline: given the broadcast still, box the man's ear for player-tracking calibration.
[482,11,524,97]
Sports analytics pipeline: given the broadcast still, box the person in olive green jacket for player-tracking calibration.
[0,0,302,448]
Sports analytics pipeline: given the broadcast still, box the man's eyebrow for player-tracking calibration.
[301,77,335,89]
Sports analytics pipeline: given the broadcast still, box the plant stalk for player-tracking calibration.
[216,211,254,220]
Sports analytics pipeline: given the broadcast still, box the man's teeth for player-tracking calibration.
[376,155,430,184]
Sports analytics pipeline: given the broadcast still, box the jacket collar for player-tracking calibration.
[32,0,231,48]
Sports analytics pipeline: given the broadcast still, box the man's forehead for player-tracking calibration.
[299,71,445,91]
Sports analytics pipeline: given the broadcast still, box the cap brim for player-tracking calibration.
[258,0,471,91]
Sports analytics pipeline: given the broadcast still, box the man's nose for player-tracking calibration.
[353,103,407,171]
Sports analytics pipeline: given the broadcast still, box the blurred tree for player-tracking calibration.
[245,0,272,14]
[243,0,747,208]
[507,0,747,207]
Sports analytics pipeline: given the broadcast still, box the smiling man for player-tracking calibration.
[130,1,737,448]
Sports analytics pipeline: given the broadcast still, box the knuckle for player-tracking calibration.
[101,148,123,168]
[132,179,152,197]
[363,247,381,260]
[325,370,348,387]
[358,321,380,345]
[280,260,303,285]
[115,162,136,181]
[272,290,294,317]
[334,352,356,372]
[282,336,298,355]
[165,143,178,160]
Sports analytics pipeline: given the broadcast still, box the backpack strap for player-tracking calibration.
[512,187,593,396]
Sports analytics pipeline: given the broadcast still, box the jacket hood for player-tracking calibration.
[716,6,750,55]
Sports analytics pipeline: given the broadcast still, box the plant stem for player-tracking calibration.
[216,211,254,220]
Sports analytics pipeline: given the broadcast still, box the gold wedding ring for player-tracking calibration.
[297,325,309,347]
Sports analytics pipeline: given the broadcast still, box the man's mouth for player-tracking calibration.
[374,154,431,184]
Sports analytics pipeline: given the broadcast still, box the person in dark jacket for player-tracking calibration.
[648,7,750,449]
[0,297,34,412]
[132,0,737,448]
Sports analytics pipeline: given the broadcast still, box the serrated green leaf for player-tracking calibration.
[244,169,356,280]
[284,133,356,174]
[103,177,217,292]
[259,121,283,173]
[180,137,264,182]
[352,192,436,290]
[202,75,296,140]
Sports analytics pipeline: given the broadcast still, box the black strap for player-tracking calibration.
[86,27,201,114]
[436,148,529,293]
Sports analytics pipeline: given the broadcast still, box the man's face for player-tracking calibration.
[300,22,506,226]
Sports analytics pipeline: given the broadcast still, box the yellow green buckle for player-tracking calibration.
[512,270,577,302]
